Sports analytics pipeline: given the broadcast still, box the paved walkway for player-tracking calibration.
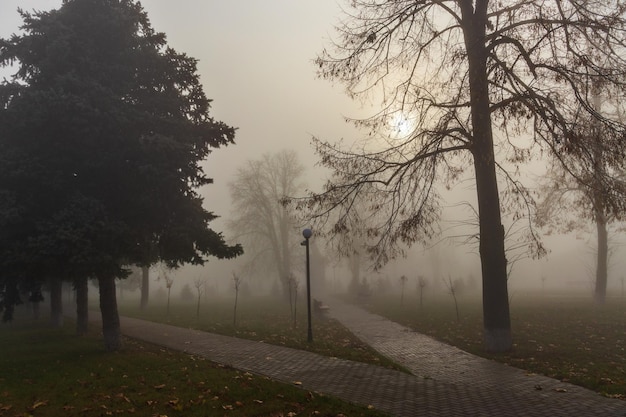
[109,299,626,417]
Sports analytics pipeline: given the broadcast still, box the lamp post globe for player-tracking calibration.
[303,228,312,239]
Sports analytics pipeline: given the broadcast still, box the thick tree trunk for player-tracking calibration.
[140,265,149,310]
[75,277,89,336]
[594,212,608,304]
[49,276,64,328]
[590,104,608,304]
[98,274,122,351]
[462,2,512,352]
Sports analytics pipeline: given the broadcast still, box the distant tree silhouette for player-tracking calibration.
[228,150,305,297]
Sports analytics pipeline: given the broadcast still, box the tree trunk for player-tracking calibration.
[75,277,89,336]
[348,252,361,296]
[30,285,43,320]
[279,211,292,297]
[140,265,149,310]
[98,274,122,351]
[590,97,608,304]
[49,276,64,328]
[594,211,608,304]
[462,2,512,352]
[32,301,41,320]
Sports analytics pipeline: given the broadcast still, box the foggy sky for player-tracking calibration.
[1,1,623,293]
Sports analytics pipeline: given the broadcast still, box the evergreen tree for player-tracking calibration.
[0,0,242,350]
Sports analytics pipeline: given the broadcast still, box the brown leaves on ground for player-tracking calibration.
[29,400,48,411]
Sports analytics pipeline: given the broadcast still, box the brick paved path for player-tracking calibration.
[110,301,626,417]
[326,298,626,416]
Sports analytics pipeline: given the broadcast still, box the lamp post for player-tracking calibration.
[302,228,313,343]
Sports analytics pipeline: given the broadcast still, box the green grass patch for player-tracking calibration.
[359,291,626,399]
[117,295,404,372]
[0,314,390,417]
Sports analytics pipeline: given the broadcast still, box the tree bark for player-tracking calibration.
[49,276,64,328]
[594,211,608,304]
[140,265,149,310]
[590,95,608,304]
[75,277,89,335]
[98,274,122,351]
[462,1,512,352]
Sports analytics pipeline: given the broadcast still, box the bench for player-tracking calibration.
[313,298,330,314]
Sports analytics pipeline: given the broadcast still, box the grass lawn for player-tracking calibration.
[358,290,626,399]
[0,312,391,417]
[8,288,620,416]
[117,295,404,372]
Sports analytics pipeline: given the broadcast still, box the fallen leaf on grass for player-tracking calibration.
[293,381,302,386]
[253,400,264,404]
[553,388,568,393]
[30,400,48,410]
[153,384,166,390]
[116,393,131,403]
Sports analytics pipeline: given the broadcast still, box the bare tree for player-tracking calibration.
[417,275,428,310]
[228,150,305,297]
[232,272,242,328]
[399,275,408,305]
[293,0,626,352]
[288,275,300,328]
[443,275,461,323]
[446,201,543,281]
[158,265,175,317]
[193,278,205,320]
[536,164,625,303]
[536,94,626,304]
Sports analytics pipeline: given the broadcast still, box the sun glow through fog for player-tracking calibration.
[389,112,415,138]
